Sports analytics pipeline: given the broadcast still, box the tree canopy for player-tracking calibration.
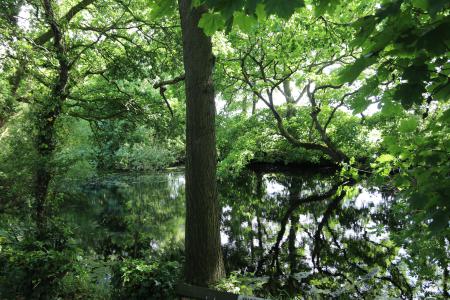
[0,0,448,298]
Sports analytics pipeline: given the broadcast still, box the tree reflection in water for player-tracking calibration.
[61,169,446,299]
[62,172,185,259]
[219,169,445,299]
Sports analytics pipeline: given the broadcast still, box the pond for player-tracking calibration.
[61,171,186,257]
[59,168,444,299]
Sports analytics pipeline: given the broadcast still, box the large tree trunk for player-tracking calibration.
[34,0,69,234]
[178,0,224,286]
[33,104,61,233]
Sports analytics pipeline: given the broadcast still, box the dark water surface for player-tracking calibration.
[60,169,444,298]
[62,171,186,256]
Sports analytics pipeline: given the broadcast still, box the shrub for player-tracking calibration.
[111,246,183,299]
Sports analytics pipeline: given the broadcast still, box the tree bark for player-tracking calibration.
[306,86,348,162]
[251,97,257,115]
[248,219,255,265]
[34,0,69,233]
[283,80,296,118]
[178,0,224,286]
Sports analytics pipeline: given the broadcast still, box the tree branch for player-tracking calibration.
[269,182,346,274]
[35,0,96,45]
[153,74,185,118]
[153,74,185,89]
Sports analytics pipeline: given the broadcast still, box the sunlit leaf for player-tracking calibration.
[376,154,395,163]
[233,11,257,32]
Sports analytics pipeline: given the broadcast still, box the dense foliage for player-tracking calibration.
[0,0,448,298]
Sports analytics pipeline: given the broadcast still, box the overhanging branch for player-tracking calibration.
[153,74,185,118]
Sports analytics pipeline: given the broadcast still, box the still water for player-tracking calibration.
[61,169,444,299]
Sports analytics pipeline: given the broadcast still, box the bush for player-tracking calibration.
[0,219,110,300]
[111,246,183,300]
[115,142,176,171]
[0,220,74,299]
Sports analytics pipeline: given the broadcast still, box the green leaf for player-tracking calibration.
[255,3,266,20]
[398,117,418,133]
[375,1,401,19]
[205,0,243,19]
[402,64,429,83]
[198,12,225,36]
[416,21,450,55]
[233,11,257,32]
[336,56,376,84]
[376,154,395,163]
[350,96,371,114]
[192,0,203,6]
[314,0,339,16]
[381,99,403,117]
[410,193,426,209]
[264,0,304,19]
[439,108,450,125]
[429,210,449,233]
[383,135,401,154]
[350,77,379,114]
[150,0,175,19]
[394,83,425,109]
[351,16,376,48]
[433,80,450,101]
[365,25,399,54]
[411,0,428,10]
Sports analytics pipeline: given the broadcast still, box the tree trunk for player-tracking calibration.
[306,87,348,162]
[283,80,296,118]
[288,214,299,274]
[443,260,449,299]
[287,178,302,275]
[34,0,69,234]
[248,220,255,265]
[178,0,224,286]
[33,104,61,233]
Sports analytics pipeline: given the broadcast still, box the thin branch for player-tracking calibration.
[153,74,185,118]
[312,190,346,269]
[324,90,358,132]
[153,74,185,89]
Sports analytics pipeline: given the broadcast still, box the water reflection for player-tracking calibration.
[61,169,444,298]
[61,172,185,258]
[218,170,443,299]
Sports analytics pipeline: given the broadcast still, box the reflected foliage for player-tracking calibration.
[218,169,448,299]
[1,171,185,299]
